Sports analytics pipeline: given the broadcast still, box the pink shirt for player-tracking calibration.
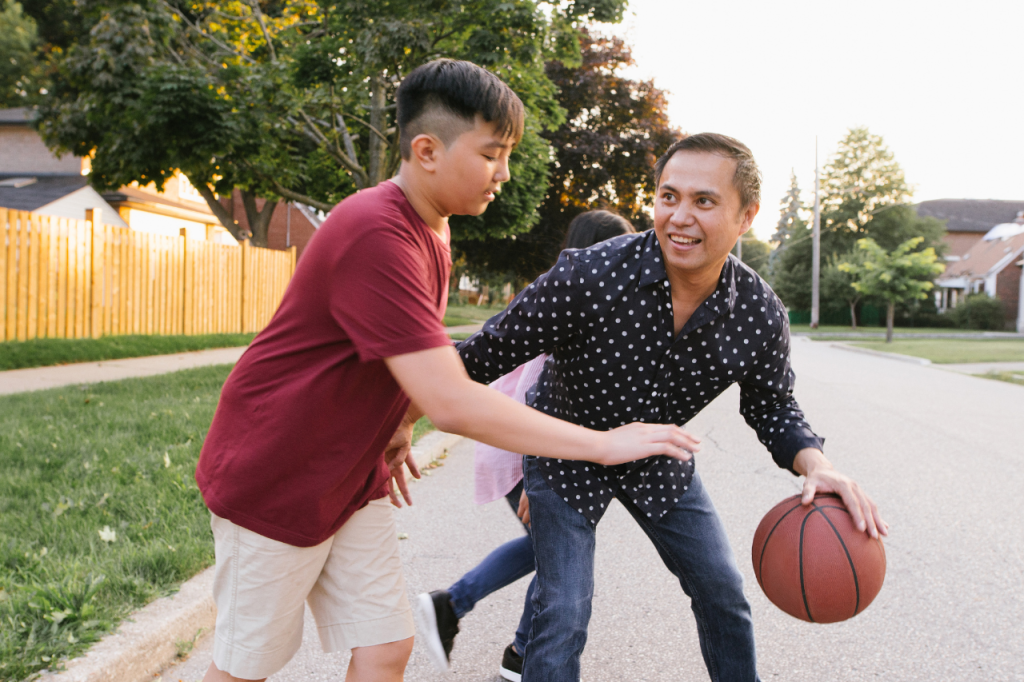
[474,354,548,504]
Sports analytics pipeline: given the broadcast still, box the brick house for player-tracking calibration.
[917,198,1024,261]
[936,213,1024,330]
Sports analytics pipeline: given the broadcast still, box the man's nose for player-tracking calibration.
[669,203,696,227]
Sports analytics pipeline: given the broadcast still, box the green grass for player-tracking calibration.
[0,366,231,680]
[0,334,256,371]
[789,324,977,335]
[448,332,473,341]
[0,368,439,679]
[849,339,1024,364]
[442,315,481,327]
[978,370,1024,387]
[444,303,506,324]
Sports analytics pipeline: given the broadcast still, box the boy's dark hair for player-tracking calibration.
[397,59,525,160]
[563,210,635,250]
[653,133,761,209]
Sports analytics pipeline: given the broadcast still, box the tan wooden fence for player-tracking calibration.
[1,207,296,342]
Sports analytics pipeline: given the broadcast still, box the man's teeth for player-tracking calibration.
[670,235,701,245]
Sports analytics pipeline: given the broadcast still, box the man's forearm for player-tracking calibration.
[792,447,833,477]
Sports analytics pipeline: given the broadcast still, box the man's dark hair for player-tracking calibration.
[563,210,635,250]
[653,133,761,209]
[396,59,525,160]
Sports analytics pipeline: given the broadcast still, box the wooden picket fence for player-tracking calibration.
[1,207,296,342]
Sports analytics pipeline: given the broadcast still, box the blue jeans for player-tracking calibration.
[522,457,760,682]
[447,480,536,655]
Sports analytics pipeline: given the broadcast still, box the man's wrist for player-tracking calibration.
[793,447,832,477]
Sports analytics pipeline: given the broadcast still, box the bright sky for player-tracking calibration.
[607,0,1024,239]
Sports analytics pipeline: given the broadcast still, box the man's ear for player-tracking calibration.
[409,133,442,172]
[739,201,760,236]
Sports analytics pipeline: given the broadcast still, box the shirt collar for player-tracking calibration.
[704,255,740,315]
[638,231,670,289]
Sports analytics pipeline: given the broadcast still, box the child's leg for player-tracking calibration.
[448,481,534,617]
[346,637,414,682]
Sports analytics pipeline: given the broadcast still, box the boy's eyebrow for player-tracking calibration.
[483,139,515,150]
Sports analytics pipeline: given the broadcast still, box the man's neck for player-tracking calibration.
[391,173,449,243]
[665,255,728,336]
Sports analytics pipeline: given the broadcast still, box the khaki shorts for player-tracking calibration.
[210,499,414,680]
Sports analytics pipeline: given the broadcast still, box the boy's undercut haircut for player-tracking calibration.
[397,59,525,160]
[654,133,762,209]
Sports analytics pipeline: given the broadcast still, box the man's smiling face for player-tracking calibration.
[653,150,758,279]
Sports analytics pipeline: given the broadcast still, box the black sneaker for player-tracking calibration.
[415,590,460,671]
[499,643,523,682]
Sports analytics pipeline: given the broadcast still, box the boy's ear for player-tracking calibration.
[409,133,443,173]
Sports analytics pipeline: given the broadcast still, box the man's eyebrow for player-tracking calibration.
[694,189,722,199]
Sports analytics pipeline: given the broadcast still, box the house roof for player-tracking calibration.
[0,107,32,125]
[0,174,89,212]
[917,199,1024,234]
[939,231,1024,280]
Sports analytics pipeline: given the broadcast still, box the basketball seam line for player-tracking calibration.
[811,503,861,618]
[757,498,804,589]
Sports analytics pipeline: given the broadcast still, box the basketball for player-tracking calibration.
[752,493,886,623]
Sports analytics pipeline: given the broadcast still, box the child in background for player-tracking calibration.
[416,211,636,681]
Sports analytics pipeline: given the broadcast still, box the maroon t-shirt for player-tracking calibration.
[196,181,452,546]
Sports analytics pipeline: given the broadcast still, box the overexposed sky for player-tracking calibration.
[607,0,1024,239]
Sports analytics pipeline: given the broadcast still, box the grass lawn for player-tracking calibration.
[789,324,976,335]
[978,370,1024,387]
[0,334,256,371]
[443,302,506,327]
[0,368,436,680]
[849,339,1024,364]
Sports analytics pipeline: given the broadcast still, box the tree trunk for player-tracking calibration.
[195,183,246,241]
[241,190,277,248]
[886,301,895,343]
[849,300,858,330]
[368,72,388,187]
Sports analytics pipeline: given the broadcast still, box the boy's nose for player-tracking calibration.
[495,157,511,183]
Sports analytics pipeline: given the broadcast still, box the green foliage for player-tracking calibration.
[769,127,947,313]
[34,0,626,246]
[737,234,771,280]
[0,366,230,679]
[948,293,1006,330]
[0,0,45,107]
[454,29,679,283]
[0,333,255,371]
[839,236,945,340]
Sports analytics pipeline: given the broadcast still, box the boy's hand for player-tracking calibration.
[385,416,420,507]
[595,422,701,466]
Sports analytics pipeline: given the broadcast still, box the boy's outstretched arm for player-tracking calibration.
[385,345,700,467]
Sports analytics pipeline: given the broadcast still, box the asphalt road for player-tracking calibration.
[162,339,1024,682]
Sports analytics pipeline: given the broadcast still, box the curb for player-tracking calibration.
[829,342,932,365]
[40,432,464,682]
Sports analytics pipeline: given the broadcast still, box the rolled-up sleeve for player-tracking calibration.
[738,319,823,473]
[457,250,583,385]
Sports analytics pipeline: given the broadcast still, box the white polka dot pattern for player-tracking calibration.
[457,231,823,525]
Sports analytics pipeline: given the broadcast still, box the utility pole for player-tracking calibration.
[735,235,743,260]
[811,137,821,329]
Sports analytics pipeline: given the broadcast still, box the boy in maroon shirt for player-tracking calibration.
[197,59,700,682]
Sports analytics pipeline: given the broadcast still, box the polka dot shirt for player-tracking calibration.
[458,230,823,526]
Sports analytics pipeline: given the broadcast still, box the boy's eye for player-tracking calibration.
[483,155,496,162]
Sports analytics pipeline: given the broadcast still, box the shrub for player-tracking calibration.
[949,294,1005,330]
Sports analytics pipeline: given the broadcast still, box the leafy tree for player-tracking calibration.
[821,250,864,328]
[36,0,626,246]
[737,234,771,280]
[771,127,946,313]
[839,237,944,342]
[0,0,46,106]
[769,169,803,276]
[455,29,679,284]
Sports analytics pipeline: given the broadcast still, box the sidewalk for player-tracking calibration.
[938,360,1024,374]
[0,347,247,396]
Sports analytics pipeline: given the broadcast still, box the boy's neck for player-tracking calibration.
[390,174,450,244]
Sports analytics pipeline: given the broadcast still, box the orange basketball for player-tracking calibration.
[752,493,886,623]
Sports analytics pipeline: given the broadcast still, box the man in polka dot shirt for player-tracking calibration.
[458,133,888,681]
